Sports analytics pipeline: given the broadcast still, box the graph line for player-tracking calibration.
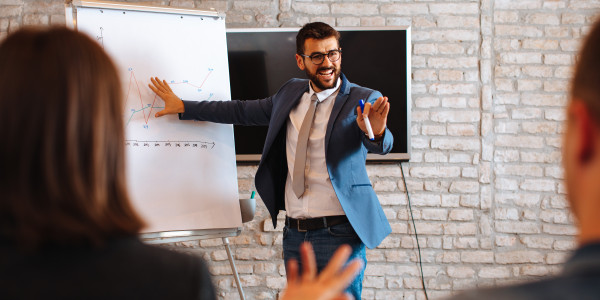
[123,68,214,127]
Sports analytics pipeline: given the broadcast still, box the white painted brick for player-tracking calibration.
[413,16,437,28]
[431,110,480,123]
[522,121,558,134]
[438,44,465,54]
[449,181,479,193]
[522,66,554,77]
[495,135,545,148]
[336,17,360,27]
[479,267,511,278]
[545,54,574,65]
[495,121,520,134]
[443,223,477,235]
[429,83,477,95]
[495,221,540,234]
[439,70,464,81]
[554,240,576,251]
[495,78,514,91]
[496,251,544,264]
[496,25,543,37]
[521,236,554,249]
[495,177,519,191]
[360,16,385,27]
[495,0,542,10]
[442,97,468,108]
[462,167,478,178]
[428,57,478,68]
[545,108,567,121]
[526,13,560,25]
[495,149,520,162]
[410,193,442,206]
[421,208,448,221]
[292,3,329,14]
[496,235,517,247]
[460,195,481,208]
[494,11,519,23]
[520,179,556,192]
[438,16,479,28]
[495,66,521,78]
[413,69,437,82]
[447,266,475,278]
[331,3,378,15]
[521,151,561,163]
[517,79,543,91]
[562,13,587,24]
[424,152,448,163]
[542,224,577,235]
[429,3,479,14]
[380,3,429,15]
[413,44,437,55]
[501,52,543,64]
[461,251,494,263]
[540,210,570,224]
[499,194,542,209]
[432,138,480,151]
[454,237,479,249]
[494,208,519,220]
[546,253,569,265]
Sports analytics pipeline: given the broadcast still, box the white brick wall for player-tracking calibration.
[3,0,596,299]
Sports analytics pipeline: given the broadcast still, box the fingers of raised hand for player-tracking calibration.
[319,244,352,280]
[286,258,299,284]
[300,242,317,282]
[371,97,388,116]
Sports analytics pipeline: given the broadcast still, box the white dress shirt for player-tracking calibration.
[285,78,345,218]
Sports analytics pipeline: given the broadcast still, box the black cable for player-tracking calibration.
[400,161,429,300]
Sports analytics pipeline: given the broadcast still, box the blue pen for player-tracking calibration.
[359,99,375,140]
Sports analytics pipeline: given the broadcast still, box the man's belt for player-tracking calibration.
[286,215,349,232]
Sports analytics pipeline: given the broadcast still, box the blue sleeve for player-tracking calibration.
[178,96,272,126]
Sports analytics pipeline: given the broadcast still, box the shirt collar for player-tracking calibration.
[308,77,341,102]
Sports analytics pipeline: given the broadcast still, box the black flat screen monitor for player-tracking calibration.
[226,27,411,162]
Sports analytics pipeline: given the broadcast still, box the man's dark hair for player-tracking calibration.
[296,22,341,55]
[571,18,600,119]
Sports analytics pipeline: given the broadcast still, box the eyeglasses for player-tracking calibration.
[300,49,342,65]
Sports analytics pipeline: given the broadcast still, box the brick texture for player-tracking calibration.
[2,0,591,299]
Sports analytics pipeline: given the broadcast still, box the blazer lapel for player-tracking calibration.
[325,73,351,156]
[262,82,308,159]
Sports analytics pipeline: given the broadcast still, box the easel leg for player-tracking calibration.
[222,237,245,300]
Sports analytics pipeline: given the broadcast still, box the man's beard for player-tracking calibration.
[305,66,341,91]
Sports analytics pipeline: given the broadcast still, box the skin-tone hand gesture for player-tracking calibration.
[148,77,185,117]
[280,242,363,300]
[356,96,390,140]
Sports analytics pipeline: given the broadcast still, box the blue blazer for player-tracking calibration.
[180,74,393,248]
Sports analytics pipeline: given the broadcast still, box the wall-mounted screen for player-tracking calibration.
[227,27,411,162]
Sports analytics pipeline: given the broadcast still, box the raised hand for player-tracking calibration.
[356,96,390,139]
[281,242,362,300]
[148,77,185,117]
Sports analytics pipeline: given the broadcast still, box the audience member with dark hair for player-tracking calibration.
[449,17,600,300]
[0,27,361,300]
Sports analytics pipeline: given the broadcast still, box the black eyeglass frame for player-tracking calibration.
[300,49,342,64]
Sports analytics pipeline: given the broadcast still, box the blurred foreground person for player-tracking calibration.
[450,17,600,300]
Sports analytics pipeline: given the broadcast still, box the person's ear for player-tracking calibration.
[295,53,305,71]
[569,100,597,164]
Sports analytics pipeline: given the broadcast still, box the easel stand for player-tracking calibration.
[142,228,246,300]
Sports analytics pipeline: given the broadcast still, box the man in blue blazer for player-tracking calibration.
[150,22,392,298]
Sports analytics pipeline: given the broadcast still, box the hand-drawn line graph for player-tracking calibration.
[123,67,214,128]
[123,67,217,150]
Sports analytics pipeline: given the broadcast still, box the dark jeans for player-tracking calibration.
[283,221,367,300]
